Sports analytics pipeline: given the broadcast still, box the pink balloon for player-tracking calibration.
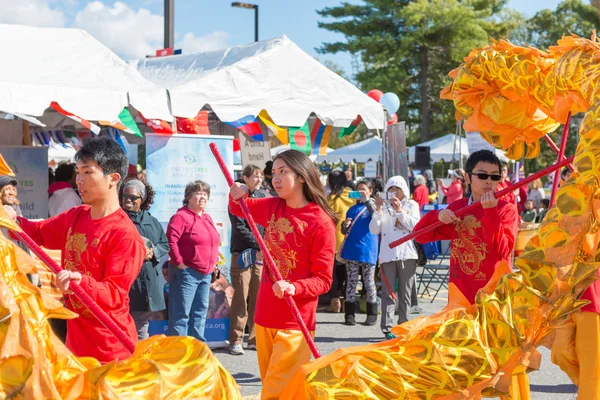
[387,113,398,125]
[367,89,384,102]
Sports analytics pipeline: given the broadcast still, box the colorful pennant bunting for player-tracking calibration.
[99,108,143,137]
[338,115,362,138]
[310,118,332,156]
[138,112,173,134]
[289,120,311,154]
[225,115,264,141]
[50,102,101,134]
[258,110,288,144]
[176,111,210,134]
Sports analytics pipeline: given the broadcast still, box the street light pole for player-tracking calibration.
[231,2,259,42]
[164,0,174,49]
[254,5,259,42]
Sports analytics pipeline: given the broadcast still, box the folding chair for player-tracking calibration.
[420,265,449,302]
[417,241,450,302]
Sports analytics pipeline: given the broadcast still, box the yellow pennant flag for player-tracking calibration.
[258,110,288,144]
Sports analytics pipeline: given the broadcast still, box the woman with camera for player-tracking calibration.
[369,176,421,340]
[339,180,379,326]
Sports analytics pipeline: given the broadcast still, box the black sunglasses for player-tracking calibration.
[468,172,502,181]
[122,194,142,202]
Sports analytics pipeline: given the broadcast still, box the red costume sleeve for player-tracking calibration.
[481,203,518,261]
[228,196,278,228]
[293,221,336,298]
[78,238,145,312]
[414,201,463,243]
[17,210,72,249]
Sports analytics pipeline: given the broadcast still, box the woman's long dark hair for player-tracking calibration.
[327,170,347,199]
[273,150,339,225]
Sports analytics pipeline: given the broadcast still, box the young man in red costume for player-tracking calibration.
[8,137,145,363]
[415,150,518,302]
[414,149,526,398]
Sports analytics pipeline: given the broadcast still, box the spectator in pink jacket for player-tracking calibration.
[437,169,465,205]
[166,180,220,342]
[412,175,429,211]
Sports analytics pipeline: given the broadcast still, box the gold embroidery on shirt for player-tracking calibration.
[264,215,300,280]
[64,228,88,312]
[297,220,307,234]
[64,228,87,272]
[450,215,487,276]
[475,271,487,281]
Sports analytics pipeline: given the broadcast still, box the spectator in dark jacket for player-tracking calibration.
[121,179,169,340]
[228,164,268,355]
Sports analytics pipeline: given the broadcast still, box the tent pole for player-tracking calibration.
[458,122,463,170]
[22,121,31,146]
[452,122,459,170]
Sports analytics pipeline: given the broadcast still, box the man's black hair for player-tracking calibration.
[54,162,75,183]
[465,150,503,174]
[74,137,128,186]
[561,167,571,178]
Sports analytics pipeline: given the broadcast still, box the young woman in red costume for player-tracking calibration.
[229,150,337,400]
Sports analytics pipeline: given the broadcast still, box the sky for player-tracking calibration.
[0,0,566,80]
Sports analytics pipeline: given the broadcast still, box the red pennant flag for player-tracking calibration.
[176,111,210,134]
[138,111,173,134]
[50,102,101,134]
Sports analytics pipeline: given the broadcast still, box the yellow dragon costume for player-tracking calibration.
[279,34,600,398]
[2,33,600,399]
[0,174,241,398]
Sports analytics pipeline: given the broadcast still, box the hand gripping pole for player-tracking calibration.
[388,155,575,250]
[12,229,136,353]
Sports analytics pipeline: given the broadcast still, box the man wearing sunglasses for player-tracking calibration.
[414,149,519,303]
[414,149,524,395]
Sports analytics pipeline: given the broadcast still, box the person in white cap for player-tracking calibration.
[437,169,466,205]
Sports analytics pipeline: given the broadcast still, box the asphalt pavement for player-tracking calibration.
[214,262,578,399]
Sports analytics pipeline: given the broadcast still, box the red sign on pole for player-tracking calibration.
[155,48,174,57]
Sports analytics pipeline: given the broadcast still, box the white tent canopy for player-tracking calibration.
[0,24,171,121]
[325,137,382,163]
[133,36,385,130]
[408,134,468,163]
[408,134,507,163]
[48,141,77,164]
